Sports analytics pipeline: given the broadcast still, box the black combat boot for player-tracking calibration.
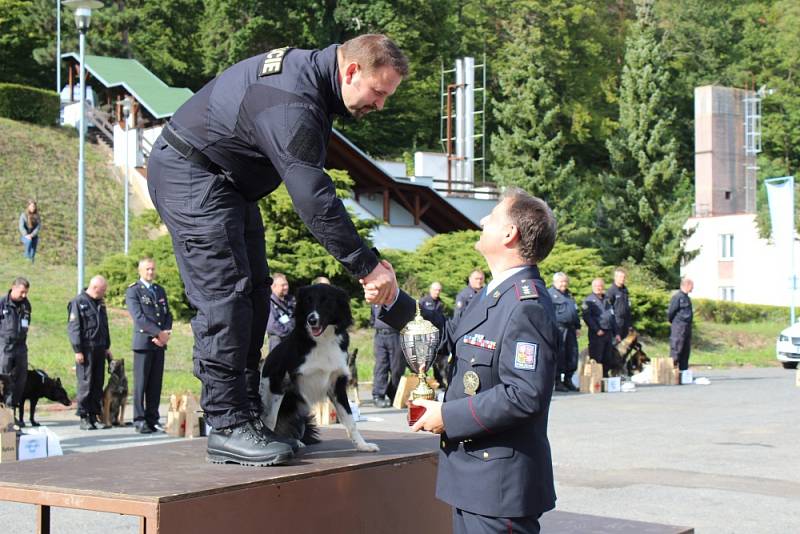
[563,375,579,392]
[554,381,569,392]
[207,419,294,466]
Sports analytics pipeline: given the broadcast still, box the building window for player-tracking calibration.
[719,234,734,259]
[720,287,735,301]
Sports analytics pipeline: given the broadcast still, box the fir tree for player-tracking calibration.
[489,6,575,203]
[602,0,691,283]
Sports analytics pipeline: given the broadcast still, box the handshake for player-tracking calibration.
[360,259,399,305]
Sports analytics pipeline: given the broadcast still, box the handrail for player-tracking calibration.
[86,106,114,143]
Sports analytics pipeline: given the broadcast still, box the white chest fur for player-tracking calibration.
[296,327,349,404]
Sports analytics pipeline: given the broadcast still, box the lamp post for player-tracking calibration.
[64,0,103,294]
[122,96,132,255]
[56,0,61,94]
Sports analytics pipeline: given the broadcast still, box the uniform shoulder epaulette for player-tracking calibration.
[259,47,289,77]
[128,282,137,288]
[515,279,539,300]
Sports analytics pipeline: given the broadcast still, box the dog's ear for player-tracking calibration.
[56,377,61,385]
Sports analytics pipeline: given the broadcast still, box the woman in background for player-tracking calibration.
[19,199,41,263]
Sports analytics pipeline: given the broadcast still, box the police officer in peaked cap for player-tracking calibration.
[147,34,408,466]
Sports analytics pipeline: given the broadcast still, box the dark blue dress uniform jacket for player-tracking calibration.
[125,282,173,351]
[382,266,558,518]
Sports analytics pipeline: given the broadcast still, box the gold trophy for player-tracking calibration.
[399,304,440,425]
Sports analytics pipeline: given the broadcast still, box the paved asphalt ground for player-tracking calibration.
[1,366,798,533]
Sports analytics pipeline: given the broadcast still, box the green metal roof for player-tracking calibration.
[62,53,193,119]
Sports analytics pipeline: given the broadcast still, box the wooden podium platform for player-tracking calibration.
[0,428,450,533]
[0,427,695,534]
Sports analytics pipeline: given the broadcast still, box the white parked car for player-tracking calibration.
[776,323,800,369]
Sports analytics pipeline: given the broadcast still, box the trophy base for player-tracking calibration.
[407,402,427,426]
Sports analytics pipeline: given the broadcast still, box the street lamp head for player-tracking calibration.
[64,0,104,32]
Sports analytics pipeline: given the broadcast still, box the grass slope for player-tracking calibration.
[0,117,124,265]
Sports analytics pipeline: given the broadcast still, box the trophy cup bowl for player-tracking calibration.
[400,305,440,426]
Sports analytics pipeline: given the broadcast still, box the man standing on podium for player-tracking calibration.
[147,34,407,466]
[369,188,559,533]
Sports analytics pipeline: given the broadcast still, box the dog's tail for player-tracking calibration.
[347,348,358,369]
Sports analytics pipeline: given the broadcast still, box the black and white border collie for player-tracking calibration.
[259,283,378,452]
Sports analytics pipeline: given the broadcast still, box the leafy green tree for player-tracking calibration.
[330,0,456,157]
[199,0,312,78]
[0,0,52,87]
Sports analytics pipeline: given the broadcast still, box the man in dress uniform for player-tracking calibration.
[548,272,580,392]
[266,273,295,351]
[68,275,112,430]
[0,277,31,425]
[582,278,619,377]
[125,258,173,434]
[373,188,559,534]
[146,34,407,465]
[453,269,485,322]
[668,278,694,371]
[606,267,632,338]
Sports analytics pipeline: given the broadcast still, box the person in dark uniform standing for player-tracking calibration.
[607,267,632,339]
[582,278,619,378]
[0,277,31,425]
[125,258,172,434]
[420,281,449,387]
[375,189,559,534]
[266,273,295,352]
[548,272,580,392]
[668,278,694,372]
[419,281,445,321]
[68,275,112,430]
[370,304,405,408]
[146,34,407,465]
[453,269,485,322]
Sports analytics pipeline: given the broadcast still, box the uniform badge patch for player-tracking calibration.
[514,342,538,371]
[69,312,77,322]
[260,47,288,77]
[463,371,480,396]
[515,280,539,300]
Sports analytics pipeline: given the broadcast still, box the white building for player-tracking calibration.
[681,86,797,306]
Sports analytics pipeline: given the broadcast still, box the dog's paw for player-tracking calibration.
[356,441,379,453]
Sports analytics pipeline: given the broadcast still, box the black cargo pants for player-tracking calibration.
[0,346,27,408]
[670,322,691,371]
[75,347,105,418]
[556,325,578,379]
[372,329,406,402]
[147,138,269,430]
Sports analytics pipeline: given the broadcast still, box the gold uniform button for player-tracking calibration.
[483,451,489,459]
